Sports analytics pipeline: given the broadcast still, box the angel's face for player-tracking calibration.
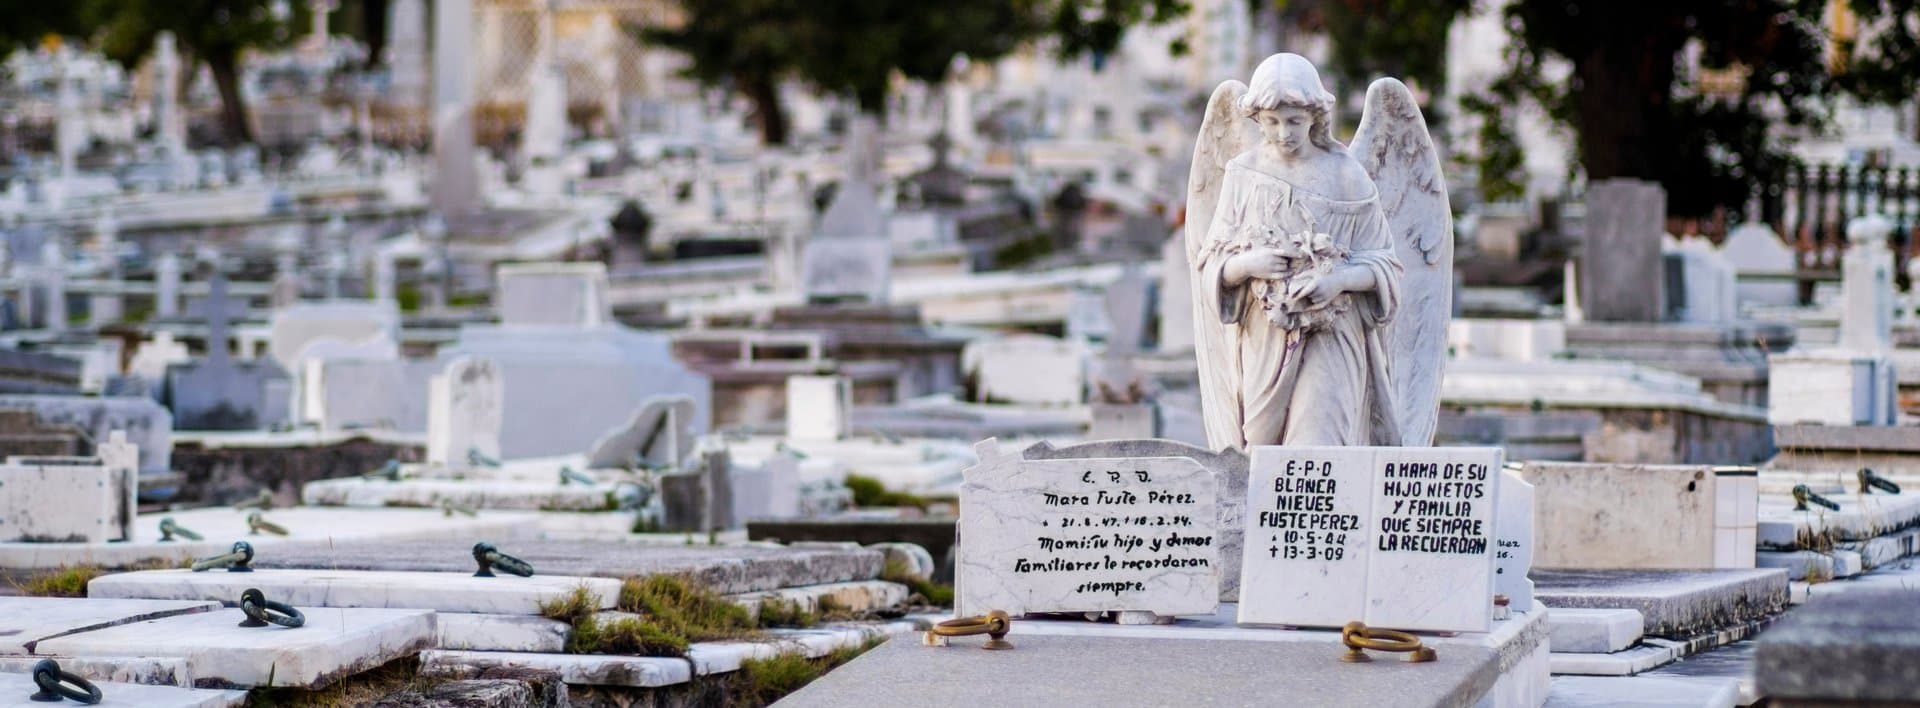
[1254,107,1313,160]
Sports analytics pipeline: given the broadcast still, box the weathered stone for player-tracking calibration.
[866,542,934,581]
[374,667,571,708]
[1519,462,1753,570]
[730,581,908,618]
[1021,439,1246,601]
[0,656,194,688]
[422,650,689,688]
[0,672,244,708]
[1533,569,1789,638]
[88,569,621,615]
[301,478,619,512]
[1547,608,1644,654]
[1580,179,1666,322]
[1547,643,1679,676]
[435,614,569,653]
[1756,590,1920,705]
[1545,676,1738,708]
[0,597,219,655]
[35,607,435,689]
[246,540,882,594]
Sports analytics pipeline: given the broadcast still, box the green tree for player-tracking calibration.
[0,1,86,55]
[1833,0,1920,135]
[1460,1,1839,216]
[1316,0,1475,113]
[637,0,1190,145]
[91,0,302,147]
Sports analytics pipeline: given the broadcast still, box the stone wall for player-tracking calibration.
[170,436,424,507]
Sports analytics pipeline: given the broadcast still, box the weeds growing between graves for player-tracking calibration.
[243,656,432,707]
[535,585,601,626]
[12,564,103,597]
[726,635,887,706]
[755,597,818,628]
[882,558,954,608]
[617,574,758,642]
[567,615,690,656]
[844,474,929,510]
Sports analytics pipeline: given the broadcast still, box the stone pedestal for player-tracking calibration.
[1767,350,1896,426]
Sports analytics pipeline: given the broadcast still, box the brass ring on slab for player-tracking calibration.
[1341,621,1435,663]
[929,610,1013,650]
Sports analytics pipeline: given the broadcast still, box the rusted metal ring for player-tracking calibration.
[29,658,102,704]
[472,542,535,577]
[238,588,305,628]
[190,541,255,573]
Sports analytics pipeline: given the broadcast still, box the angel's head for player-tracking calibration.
[1240,53,1336,159]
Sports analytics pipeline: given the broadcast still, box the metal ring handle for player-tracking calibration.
[1340,621,1436,663]
[191,541,255,573]
[29,659,102,704]
[929,610,1012,649]
[472,542,535,577]
[239,589,305,628]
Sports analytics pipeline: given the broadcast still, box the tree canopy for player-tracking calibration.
[1459,0,1918,216]
[638,0,1190,145]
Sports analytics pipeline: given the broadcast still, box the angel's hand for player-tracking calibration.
[1287,274,1342,309]
[1225,248,1289,285]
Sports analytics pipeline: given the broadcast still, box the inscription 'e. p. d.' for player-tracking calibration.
[1238,446,1503,633]
[958,448,1219,618]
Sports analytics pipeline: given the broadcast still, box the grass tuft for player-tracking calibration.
[756,598,817,629]
[728,635,887,705]
[13,565,103,597]
[618,575,757,642]
[536,586,600,626]
[843,474,929,510]
[567,615,690,656]
[881,558,954,608]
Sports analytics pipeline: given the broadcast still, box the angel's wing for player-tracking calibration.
[1185,80,1252,263]
[1185,80,1255,451]
[1350,77,1452,447]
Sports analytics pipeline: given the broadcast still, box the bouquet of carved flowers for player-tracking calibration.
[1243,220,1351,332]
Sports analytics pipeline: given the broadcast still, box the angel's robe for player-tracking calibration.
[1194,155,1404,449]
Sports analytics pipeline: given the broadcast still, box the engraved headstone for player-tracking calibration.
[1494,468,1535,613]
[959,439,1219,618]
[1023,439,1248,601]
[1237,446,1502,632]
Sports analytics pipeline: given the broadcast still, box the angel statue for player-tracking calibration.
[1185,53,1452,450]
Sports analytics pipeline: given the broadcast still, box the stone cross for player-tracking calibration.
[188,267,247,367]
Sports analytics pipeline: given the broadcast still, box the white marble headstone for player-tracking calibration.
[1238,446,1503,633]
[496,262,610,328]
[427,356,503,466]
[958,440,1219,618]
[1494,468,1535,613]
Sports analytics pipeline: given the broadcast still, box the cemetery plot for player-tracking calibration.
[957,442,1219,618]
[1238,446,1505,633]
[88,569,622,615]
[0,671,244,708]
[34,607,435,690]
[0,597,219,655]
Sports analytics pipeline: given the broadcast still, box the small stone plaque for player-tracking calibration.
[1363,447,1502,632]
[1236,447,1374,627]
[1494,468,1535,613]
[1237,446,1503,633]
[958,440,1219,618]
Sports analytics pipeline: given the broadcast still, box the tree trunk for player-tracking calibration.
[1571,27,1683,181]
[362,0,389,71]
[744,74,788,146]
[206,49,254,147]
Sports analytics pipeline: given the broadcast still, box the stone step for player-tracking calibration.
[1549,643,1679,676]
[420,622,914,688]
[0,656,193,688]
[0,507,541,571]
[1545,675,1738,708]
[1755,492,1920,547]
[1544,607,1643,654]
[0,670,245,708]
[34,607,435,690]
[731,580,910,618]
[1642,640,1760,707]
[436,614,569,653]
[245,539,883,594]
[0,597,219,656]
[1532,569,1789,639]
[1757,589,1920,706]
[302,478,623,512]
[88,569,621,615]
[1836,528,1920,568]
